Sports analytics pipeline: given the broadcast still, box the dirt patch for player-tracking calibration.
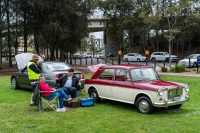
[0,65,18,76]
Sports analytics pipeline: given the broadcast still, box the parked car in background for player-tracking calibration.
[72,53,81,59]
[11,54,85,90]
[84,65,189,114]
[150,52,178,62]
[123,53,146,62]
[179,54,200,67]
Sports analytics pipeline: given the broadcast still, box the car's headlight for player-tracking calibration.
[184,85,189,92]
[158,88,164,96]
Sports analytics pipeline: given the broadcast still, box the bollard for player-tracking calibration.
[118,56,121,64]
[91,58,93,65]
[163,61,166,68]
[86,57,87,66]
[112,57,114,64]
[97,58,99,64]
[154,60,156,69]
[189,58,191,69]
[146,56,148,66]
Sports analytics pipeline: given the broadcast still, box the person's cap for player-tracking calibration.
[68,68,74,72]
[32,54,39,60]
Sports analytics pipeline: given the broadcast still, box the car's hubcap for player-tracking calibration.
[11,79,16,89]
[91,92,97,101]
[139,100,149,113]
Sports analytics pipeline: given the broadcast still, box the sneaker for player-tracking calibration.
[29,102,35,106]
[62,107,67,111]
[56,108,67,112]
[67,97,72,101]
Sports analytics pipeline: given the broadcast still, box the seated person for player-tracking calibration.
[60,68,81,101]
[39,76,69,112]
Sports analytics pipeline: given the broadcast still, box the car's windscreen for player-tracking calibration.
[130,68,159,81]
[187,55,199,59]
[45,62,71,71]
[135,53,141,56]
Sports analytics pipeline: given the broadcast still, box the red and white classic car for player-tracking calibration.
[84,65,189,114]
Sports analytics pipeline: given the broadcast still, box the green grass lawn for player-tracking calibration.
[0,75,200,133]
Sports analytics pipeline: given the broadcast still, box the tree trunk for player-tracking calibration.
[69,52,72,65]
[59,49,64,61]
[50,44,55,61]
[6,0,12,67]
[23,8,27,53]
[156,29,159,51]
[0,31,2,70]
[66,52,69,63]
[46,47,49,59]
[56,47,58,60]
[34,33,39,54]
[169,41,172,70]
[15,12,18,55]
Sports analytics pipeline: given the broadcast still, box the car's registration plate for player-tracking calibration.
[173,97,180,101]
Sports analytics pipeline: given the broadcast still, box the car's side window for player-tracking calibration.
[115,69,130,82]
[98,69,114,80]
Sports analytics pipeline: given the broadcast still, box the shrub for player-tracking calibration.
[161,67,168,72]
[172,65,186,73]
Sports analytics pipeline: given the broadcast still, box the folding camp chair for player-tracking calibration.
[32,81,60,112]
[38,90,60,112]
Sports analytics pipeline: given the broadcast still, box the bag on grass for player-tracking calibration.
[78,98,94,107]
[64,100,80,108]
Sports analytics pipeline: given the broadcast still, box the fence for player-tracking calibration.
[69,57,200,73]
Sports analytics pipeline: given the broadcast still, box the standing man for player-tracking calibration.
[60,68,80,101]
[24,54,41,105]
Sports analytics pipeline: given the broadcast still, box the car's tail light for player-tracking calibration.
[55,73,59,80]
[81,71,85,79]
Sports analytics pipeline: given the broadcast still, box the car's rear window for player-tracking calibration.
[45,62,71,71]
[98,69,114,80]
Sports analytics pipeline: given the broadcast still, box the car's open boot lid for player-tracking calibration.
[15,53,43,70]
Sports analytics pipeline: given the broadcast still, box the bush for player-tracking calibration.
[161,67,168,72]
[172,65,186,73]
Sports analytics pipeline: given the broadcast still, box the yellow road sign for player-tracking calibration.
[145,50,150,55]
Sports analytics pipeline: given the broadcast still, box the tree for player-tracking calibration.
[0,0,6,69]
[5,0,12,67]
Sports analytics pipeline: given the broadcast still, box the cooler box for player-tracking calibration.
[78,98,94,107]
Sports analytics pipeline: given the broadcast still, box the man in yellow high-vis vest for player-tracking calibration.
[26,54,41,105]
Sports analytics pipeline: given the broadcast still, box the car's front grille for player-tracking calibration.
[168,87,183,99]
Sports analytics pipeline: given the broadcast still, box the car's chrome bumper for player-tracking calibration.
[153,97,189,107]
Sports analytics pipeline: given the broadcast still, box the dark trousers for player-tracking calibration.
[63,87,77,98]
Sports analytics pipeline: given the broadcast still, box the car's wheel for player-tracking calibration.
[125,58,128,62]
[11,77,19,90]
[151,57,156,62]
[168,104,182,109]
[89,88,101,103]
[136,96,153,114]
[193,62,198,68]
[137,58,140,62]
